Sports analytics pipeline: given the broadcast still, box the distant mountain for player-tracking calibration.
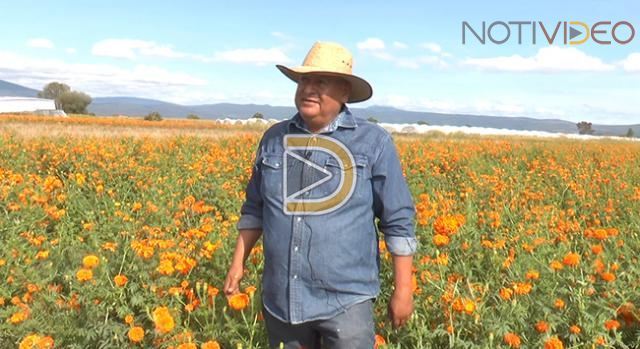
[0,80,39,97]
[2,79,638,136]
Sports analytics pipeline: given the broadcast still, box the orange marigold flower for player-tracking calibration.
[544,336,564,349]
[562,252,580,267]
[177,343,197,349]
[604,319,620,331]
[503,332,521,348]
[525,270,539,280]
[550,260,563,271]
[152,306,175,334]
[569,325,581,334]
[593,229,608,240]
[82,255,100,269]
[591,244,603,255]
[433,234,450,247]
[19,334,40,349]
[554,299,565,309]
[513,282,532,295]
[114,274,128,287]
[128,326,144,343]
[600,272,616,282]
[125,314,134,325]
[433,214,465,236]
[245,285,257,297]
[228,293,250,311]
[0,297,4,306]
[76,268,93,282]
[201,341,221,349]
[374,334,386,349]
[499,288,513,301]
[535,320,549,333]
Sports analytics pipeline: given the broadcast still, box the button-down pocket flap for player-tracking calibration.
[324,154,368,170]
[261,155,282,169]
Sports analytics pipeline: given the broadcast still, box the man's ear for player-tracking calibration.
[342,80,352,103]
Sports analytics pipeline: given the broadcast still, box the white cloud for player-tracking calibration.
[393,41,408,49]
[27,38,54,49]
[620,53,640,72]
[92,39,198,60]
[0,51,206,102]
[463,46,615,72]
[65,48,77,54]
[212,48,290,66]
[421,42,442,54]
[357,38,385,50]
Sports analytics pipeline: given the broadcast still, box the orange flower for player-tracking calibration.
[201,340,221,349]
[374,334,386,348]
[535,320,549,333]
[554,299,565,309]
[433,234,450,247]
[499,288,513,301]
[177,343,197,349]
[128,326,144,343]
[152,306,175,334]
[569,325,581,334]
[503,332,521,348]
[525,270,539,280]
[513,282,532,295]
[76,268,93,282]
[600,272,616,282]
[18,334,53,349]
[228,293,250,311]
[114,274,128,287]
[433,214,465,236]
[562,252,580,267]
[550,260,563,271]
[125,314,134,325]
[604,319,620,331]
[82,255,100,269]
[544,336,564,349]
[591,244,603,255]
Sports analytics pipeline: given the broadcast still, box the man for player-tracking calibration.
[224,41,417,348]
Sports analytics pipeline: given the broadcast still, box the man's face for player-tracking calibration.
[294,74,351,132]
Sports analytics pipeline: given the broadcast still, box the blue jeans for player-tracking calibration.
[263,299,376,349]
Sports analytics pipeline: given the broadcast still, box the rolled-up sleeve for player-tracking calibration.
[371,134,417,256]
[236,143,264,230]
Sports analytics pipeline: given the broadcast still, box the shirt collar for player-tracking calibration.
[289,105,357,133]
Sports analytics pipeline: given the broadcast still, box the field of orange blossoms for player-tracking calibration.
[1,115,640,348]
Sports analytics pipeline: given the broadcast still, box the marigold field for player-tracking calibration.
[1,115,640,348]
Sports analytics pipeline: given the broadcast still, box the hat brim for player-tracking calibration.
[276,65,372,103]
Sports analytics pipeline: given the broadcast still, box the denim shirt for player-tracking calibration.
[237,106,417,324]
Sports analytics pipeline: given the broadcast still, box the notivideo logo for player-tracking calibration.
[462,21,635,45]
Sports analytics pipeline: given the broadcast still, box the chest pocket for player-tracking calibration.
[323,153,371,199]
[260,153,283,198]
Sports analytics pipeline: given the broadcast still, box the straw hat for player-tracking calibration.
[276,41,372,103]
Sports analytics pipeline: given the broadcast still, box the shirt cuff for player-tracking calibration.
[385,236,418,256]
[236,214,262,230]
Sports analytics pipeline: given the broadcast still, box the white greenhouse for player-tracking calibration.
[0,97,66,116]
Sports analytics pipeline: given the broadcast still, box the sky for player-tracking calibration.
[0,0,639,124]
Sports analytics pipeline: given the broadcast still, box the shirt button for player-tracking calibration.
[294,246,299,252]
[297,217,302,222]
[293,275,298,279]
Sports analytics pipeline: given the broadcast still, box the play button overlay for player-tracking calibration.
[283,134,357,215]
[569,26,582,40]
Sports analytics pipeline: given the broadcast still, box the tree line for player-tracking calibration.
[38,82,92,114]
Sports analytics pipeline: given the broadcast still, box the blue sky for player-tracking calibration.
[1,0,639,124]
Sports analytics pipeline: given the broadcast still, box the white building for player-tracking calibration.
[0,97,65,116]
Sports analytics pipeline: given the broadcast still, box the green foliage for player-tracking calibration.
[577,121,595,135]
[186,114,200,120]
[417,120,430,125]
[144,112,163,121]
[58,91,92,114]
[38,82,71,109]
[251,112,264,119]
[367,116,379,123]
[625,128,635,138]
